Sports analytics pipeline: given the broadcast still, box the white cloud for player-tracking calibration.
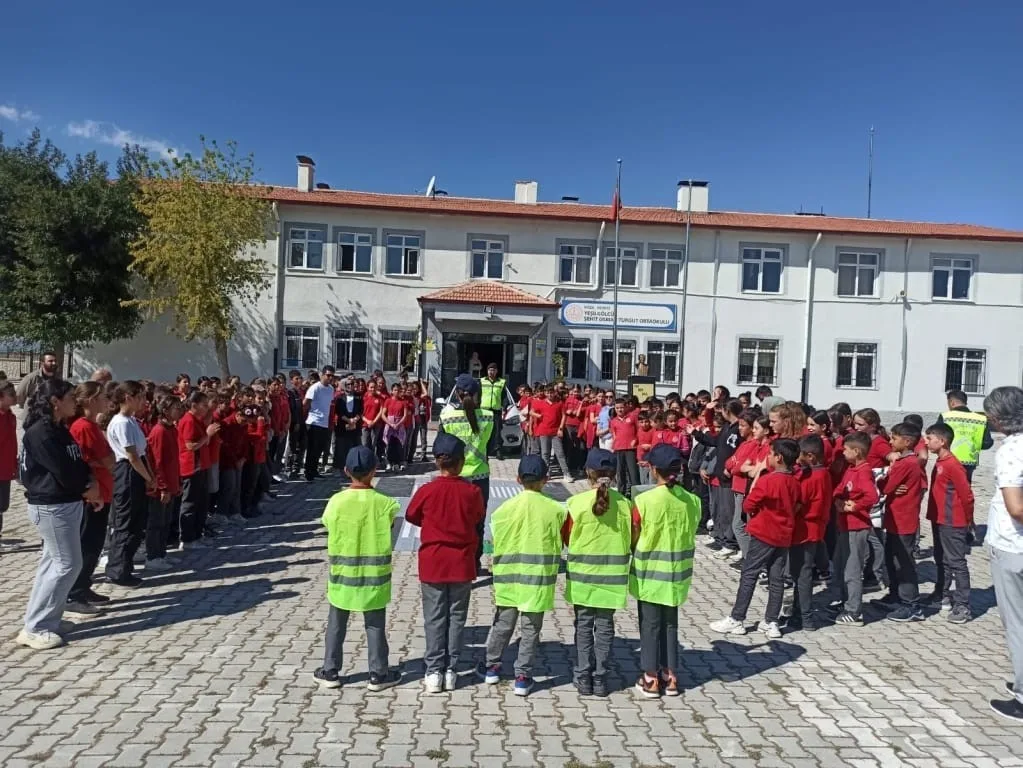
[0,104,41,123]
[66,119,177,157]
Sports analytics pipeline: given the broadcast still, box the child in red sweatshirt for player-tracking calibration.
[146,395,184,570]
[404,433,485,694]
[790,435,833,631]
[0,380,19,545]
[876,422,927,622]
[925,422,975,623]
[830,431,879,626]
[637,412,655,486]
[710,438,802,639]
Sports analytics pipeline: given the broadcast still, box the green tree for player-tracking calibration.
[0,130,144,366]
[127,137,274,377]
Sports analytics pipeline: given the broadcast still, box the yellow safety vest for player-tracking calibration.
[629,484,701,607]
[491,490,566,612]
[322,488,397,612]
[480,377,506,411]
[439,405,494,479]
[565,488,632,610]
[941,409,987,467]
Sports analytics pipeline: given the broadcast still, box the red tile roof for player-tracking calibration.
[263,186,1023,243]
[418,281,559,308]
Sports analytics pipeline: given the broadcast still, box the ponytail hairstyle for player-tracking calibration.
[456,389,480,435]
[810,410,833,439]
[186,389,209,410]
[74,381,104,419]
[24,378,74,430]
[586,468,615,516]
[154,394,183,423]
[854,407,888,439]
[651,463,681,489]
[113,379,144,406]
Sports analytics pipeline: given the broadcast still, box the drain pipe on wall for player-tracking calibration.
[800,232,823,403]
[897,237,912,408]
[707,230,721,389]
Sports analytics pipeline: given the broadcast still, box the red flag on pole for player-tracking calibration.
[611,185,621,222]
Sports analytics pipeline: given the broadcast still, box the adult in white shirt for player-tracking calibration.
[983,385,1023,723]
[303,365,336,480]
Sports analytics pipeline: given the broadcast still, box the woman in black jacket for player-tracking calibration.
[18,378,102,651]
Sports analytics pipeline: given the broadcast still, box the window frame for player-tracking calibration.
[282,324,322,370]
[603,242,642,289]
[285,222,328,272]
[467,233,508,280]
[736,337,781,387]
[599,338,636,382]
[556,238,597,286]
[739,242,787,295]
[332,326,370,373]
[383,229,426,278]
[944,346,988,395]
[834,247,883,299]
[648,243,685,289]
[834,340,880,391]
[380,327,418,375]
[646,340,680,384]
[553,336,590,381]
[930,253,977,302]
[332,225,377,275]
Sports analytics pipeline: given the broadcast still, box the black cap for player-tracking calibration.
[647,444,683,474]
[345,445,378,474]
[518,454,548,481]
[455,373,480,395]
[433,433,464,459]
[584,448,616,471]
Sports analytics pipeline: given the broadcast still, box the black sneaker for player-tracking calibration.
[873,592,902,611]
[887,604,924,623]
[65,599,101,616]
[813,570,831,586]
[592,676,609,698]
[706,540,724,552]
[824,600,844,615]
[948,605,972,624]
[107,575,143,588]
[834,611,864,626]
[990,698,1023,722]
[1007,681,1016,695]
[313,668,341,689]
[367,669,402,692]
[83,589,110,604]
[575,677,593,696]
[729,558,744,571]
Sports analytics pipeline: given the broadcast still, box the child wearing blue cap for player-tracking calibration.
[405,434,485,694]
[314,445,402,691]
[630,443,702,698]
[478,454,566,696]
[563,448,633,697]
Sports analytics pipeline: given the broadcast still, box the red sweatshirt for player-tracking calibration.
[247,418,268,464]
[147,422,181,497]
[743,469,801,548]
[725,439,759,495]
[865,433,893,470]
[218,417,249,468]
[795,465,832,544]
[405,476,485,583]
[927,453,975,527]
[637,427,655,463]
[877,453,926,534]
[834,462,878,531]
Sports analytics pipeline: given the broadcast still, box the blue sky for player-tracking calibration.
[2,1,1022,227]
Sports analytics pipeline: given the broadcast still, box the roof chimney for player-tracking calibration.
[297,155,315,192]
[676,180,709,213]
[514,180,538,204]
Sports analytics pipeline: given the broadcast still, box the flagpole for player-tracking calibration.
[611,158,622,394]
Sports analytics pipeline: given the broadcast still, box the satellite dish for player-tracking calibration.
[425,176,436,197]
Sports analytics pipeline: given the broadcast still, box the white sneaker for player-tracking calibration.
[424,673,443,694]
[16,630,64,650]
[707,520,715,531]
[729,549,745,561]
[710,616,746,635]
[98,554,109,569]
[714,547,739,560]
[444,669,458,691]
[145,558,173,572]
[760,621,782,639]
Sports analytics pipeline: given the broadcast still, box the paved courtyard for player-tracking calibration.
[1,453,1021,768]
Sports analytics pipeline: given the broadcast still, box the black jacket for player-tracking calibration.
[20,419,92,505]
[692,421,743,482]
[333,392,363,430]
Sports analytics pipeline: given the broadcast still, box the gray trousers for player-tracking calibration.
[421,582,472,675]
[990,546,1023,705]
[485,606,544,677]
[834,529,870,615]
[538,435,571,479]
[573,606,614,682]
[713,484,737,548]
[732,493,750,557]
[219,467,241,518]
[24,502,84,635]
[322,604,389,677]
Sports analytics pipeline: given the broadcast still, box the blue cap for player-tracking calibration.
[345,445,378,475]
[433,433,464,459]
[584,448,616,471]
[518,454,548,480]
[647,443,683,474]
[455,373,480,396]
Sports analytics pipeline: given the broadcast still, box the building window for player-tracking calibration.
[737,338,779,386]
[836,250,879,297]
[288,228,324,270]
[470,238,505,279]
[559,243,593,284]
[554,337,589,380]
[932,256,973,300]
[741,246,783,293]
[284,325,320,369]
[647,342,679,383]
[600,339,635,382]
[604,246,639,287]
[836,342,878,389]
[337,232,373,274]
[945,348,986,394]
[385,233,421,276]
[333,328,368,372]
[649,247,683,288]
[382,329,416,374]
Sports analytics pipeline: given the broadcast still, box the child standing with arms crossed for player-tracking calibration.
[314,445,402,691]
[563,448,633,698]
[405,434,485,693]
[632,444,702,698]
[478,455,566,697]
[145,395,184,573]
[790,435,832,631]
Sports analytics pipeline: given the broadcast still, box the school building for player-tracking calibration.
[77,156,1023,412]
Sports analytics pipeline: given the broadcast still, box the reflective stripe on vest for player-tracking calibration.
[439,408,495,478]
[942,410,986,466]
[322,488,397,612]
[564,488,633,610]
[629,484,701,607]
[490,490,566,612]
[480,378,506,410]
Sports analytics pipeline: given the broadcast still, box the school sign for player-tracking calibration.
[559,300,678,333]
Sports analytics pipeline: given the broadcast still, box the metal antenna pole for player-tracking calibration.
[867,126,875,219]
[611,158,622,393]
[678,180,693,386]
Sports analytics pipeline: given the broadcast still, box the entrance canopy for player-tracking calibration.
[418,281,560,323]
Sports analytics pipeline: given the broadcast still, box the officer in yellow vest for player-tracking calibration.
[314,445,402,692]
[938,389,994,484]
[477,454,566,697]
[565,448,633,698]
[630,444,701,699]
[480,363,507,459]
[440,373,495,573]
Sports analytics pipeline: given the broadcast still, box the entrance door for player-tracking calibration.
[440,333,530,404]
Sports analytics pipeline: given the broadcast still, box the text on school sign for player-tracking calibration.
[559,301,677,332]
